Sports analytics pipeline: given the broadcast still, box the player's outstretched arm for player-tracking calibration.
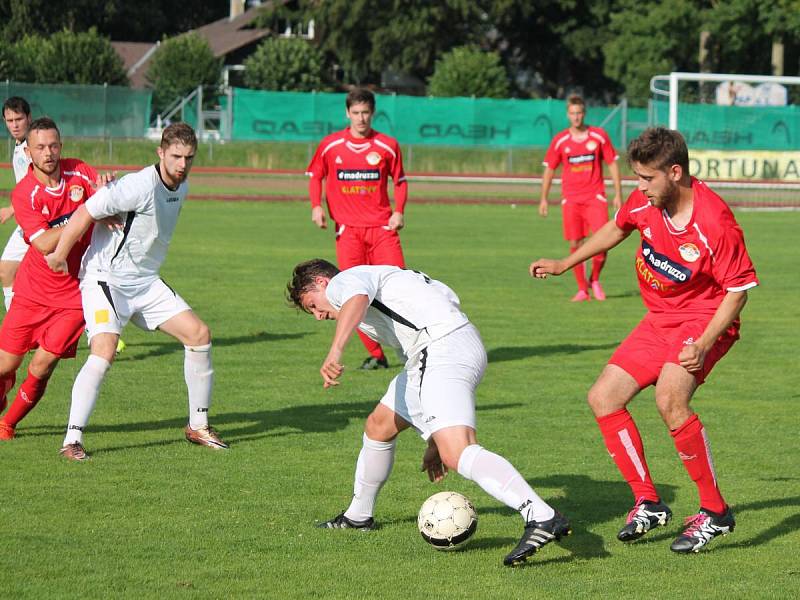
[387,211,404,231]
[320,294,370,388]
[529,219,629,279]
[608,161,623,211]
[679,290,748,372]
[539,168,555,217]
[44,204,95,273]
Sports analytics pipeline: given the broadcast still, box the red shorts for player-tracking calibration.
[608,312,739,388]
[0,296,85,358]
[561,196,609,241]
[335,224,405,269]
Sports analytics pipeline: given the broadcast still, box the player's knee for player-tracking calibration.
[0,261,16,286]
[186,321,211,346]
[364,410,395,442]
[439,448,462,472]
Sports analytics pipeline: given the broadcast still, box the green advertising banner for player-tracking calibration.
[232,89,798,151]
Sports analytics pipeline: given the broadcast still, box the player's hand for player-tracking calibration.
[421,441,448,483]
[386,211,404,231]
[612,195,622,211]
[0,205,13,224]
[529,258,565,278]
[311,206,327,229]
[99,215,124,231]
[93,171,116,190]
[320,350,344,388]
[679,342,706,373]
[44,252,69,274]
[538,199,549,217]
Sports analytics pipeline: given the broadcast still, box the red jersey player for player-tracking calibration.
[306,88,408,370]
[539,95,622,302]
[530,127,758,553]
[0,118,101,439]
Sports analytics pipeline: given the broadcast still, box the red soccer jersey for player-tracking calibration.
[306,128,408,227]
[543,126,618,203]
[11,158,97,309]
[615,177,758,316]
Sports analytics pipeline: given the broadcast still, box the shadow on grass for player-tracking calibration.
[711,495,800,550]
[487,343,617,363]
[116,330,306,362]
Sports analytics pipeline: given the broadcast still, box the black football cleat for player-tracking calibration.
[317,512,376,531]
[670,507,735,553]
[617,498,672,542]
[503,511,571,566]
[359,356,389,370]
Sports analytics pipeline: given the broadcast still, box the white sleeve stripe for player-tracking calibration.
[29,185,39,210]
[630,202,650,214]
[589,131,606,143]
[727,282,758,292]
[29,228,46,241]
[396,176,407,183]
[553,133,570,151]
[320,138,344,157]
[63,169,93,184]
[374,139,396,158]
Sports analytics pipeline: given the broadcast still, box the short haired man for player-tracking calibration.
[46,123,226,460]
[306,88,408,370]
[0,118,101,439]
[287,259,570,566]
[539,95,622,302]
[0,96,33,310]
[530,127,758,553]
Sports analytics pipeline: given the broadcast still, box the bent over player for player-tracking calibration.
[287,259,570,566]
[539,95,622,302]
[530,127,758,553]
[0,118,100,439]
[306,88,408,370]
[46,123,226,460]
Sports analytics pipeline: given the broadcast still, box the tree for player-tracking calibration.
[147,32,222,115]
[428,45,510,98]
[38,28,127,85]
[243,37,325,91]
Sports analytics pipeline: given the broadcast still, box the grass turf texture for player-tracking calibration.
[0,199,797,599]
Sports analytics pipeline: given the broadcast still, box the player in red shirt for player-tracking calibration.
[539,95,622,302]
[306,88,408,370]
[0,118,103,439]
[530,127,758,553]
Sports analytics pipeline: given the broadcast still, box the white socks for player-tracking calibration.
[63,354,111,446]
[185,344,213,429]
[344,434,397,522]
[3,287,12,311]
[457,444,555,523]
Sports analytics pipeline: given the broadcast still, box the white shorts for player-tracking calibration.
[380,323,487,440]
[1,226,28,262]
[81,277,191,340]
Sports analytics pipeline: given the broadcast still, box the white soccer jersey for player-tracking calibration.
[80,164,186,286]
[325,265,470,359]
[12,141,30,183]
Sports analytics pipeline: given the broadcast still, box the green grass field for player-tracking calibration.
[1,197,798,599]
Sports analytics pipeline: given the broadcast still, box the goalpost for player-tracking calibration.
[649,72,800,209]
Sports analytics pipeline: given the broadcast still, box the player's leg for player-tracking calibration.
[593,319,673,540]
[335,226,387,368]
[0,347,60,438]
[0,350,24,428]
[0,226,27,311]
[587,198,610,300]
[562,201,589,301]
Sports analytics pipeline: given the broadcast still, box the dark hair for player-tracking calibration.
[627,127,689,172]
[566,94,585,108]
[3,96,31,117]
[161,122,197,149]
[286,258,340,311]
[345,88,375,111]
[27,117,60,142]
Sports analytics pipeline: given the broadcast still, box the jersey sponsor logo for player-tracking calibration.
[336,169,381,181]
[635,256,670,292]
[166,197,180,203]
[335,156,343,164]
[366,151,382,166]
[643,227,652,239]
[567,153,595,165]
[42,206,50,216]
[69,184,85,202]
[340,185,378,196]
[641,240,692,283]
[678,243,701,262]
[48,212,74,229]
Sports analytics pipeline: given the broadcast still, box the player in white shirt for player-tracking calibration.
[1,97,33,310]
[287,259,572,566]
[45,123,227,460]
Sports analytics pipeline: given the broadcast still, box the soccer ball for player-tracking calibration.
[417,491,477,550]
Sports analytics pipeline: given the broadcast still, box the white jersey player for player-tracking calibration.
[1,97,33,310]
[287,259,572,567]
[45,123,227,460]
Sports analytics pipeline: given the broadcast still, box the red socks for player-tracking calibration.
[591,252,607,282]
[570,247,588,291]
[671,414,727,514]
[357,330,385,360]
[597,408,659,502]
[0,370,49,428]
